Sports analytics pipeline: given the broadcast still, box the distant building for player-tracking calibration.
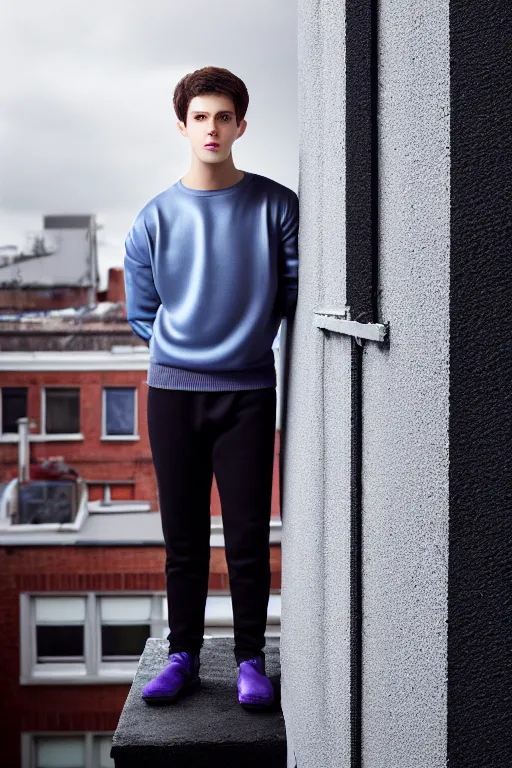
[0,250,283,766]
[0,474,282,767]
[0,214,99,311]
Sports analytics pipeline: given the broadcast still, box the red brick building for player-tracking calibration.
[0,529,282,766]
[0,258,283,767]
[0,347,283,519]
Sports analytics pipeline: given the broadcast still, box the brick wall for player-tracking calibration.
[0,286,90,312]
[0,544,282,765]
[0,369,282,517]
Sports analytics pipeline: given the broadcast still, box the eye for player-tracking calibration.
[194,115,231,121]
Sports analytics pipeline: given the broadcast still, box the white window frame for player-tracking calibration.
[20,731,115,768]
[20,592,164,684]
[101,386,139,441]
[97,594,154,669]
[39,386,84,442]
[33,595,87,667]
[20,590,281,684]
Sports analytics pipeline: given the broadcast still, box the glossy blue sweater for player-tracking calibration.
[123,171,299,391]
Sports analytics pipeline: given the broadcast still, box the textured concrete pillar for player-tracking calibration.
[280,2,511,767]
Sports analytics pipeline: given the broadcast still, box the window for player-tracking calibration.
[20,591,280,683]
[35,597,85,663]
[18,482,77,525]
[44,388,80,434]
[20,593,166,683]
[102,387,137,437]
[162,592,282,638]
[100,597,151,661]
[97,736,115,768]
[1,386,28,433]
[35,736,85,767]
[22,733,114,768]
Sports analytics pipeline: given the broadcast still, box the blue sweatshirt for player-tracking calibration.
[123,170,299,391]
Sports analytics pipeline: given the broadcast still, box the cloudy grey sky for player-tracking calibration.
[0,0,298,290]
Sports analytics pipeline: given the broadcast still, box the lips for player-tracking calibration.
[204,143,219,148]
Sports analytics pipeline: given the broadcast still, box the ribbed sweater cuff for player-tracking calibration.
[147,361,277,391]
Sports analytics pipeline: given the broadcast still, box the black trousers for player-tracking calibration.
[146,385,277,665]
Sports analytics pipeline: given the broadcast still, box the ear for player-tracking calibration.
[176,120,187,137]
[237,119,248,139]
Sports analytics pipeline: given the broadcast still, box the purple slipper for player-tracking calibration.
[141,651,201,705]
[237,655,275,710]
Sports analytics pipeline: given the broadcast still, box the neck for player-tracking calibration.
[181,154,244,191]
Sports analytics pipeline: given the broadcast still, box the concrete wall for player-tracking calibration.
[362,1,449,764]
[282,1,352,764]
[281,1,450,766]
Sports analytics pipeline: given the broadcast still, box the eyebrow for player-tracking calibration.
[190,110,234,115]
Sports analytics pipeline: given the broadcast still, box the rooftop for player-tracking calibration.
[111,636,286,768]
[0,502,282,547]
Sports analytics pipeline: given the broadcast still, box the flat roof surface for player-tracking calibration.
[0,511,283,547]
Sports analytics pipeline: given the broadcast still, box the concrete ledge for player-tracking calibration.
[111,636,286,767]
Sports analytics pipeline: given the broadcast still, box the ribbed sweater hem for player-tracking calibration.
[147,361,277,391]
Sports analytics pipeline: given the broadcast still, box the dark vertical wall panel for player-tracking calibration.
[345,0,378,324]
[346,3,379,767]
[449,1,512,765]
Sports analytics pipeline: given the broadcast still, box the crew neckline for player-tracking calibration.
[176,171,251,196]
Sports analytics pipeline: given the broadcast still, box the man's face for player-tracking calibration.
[177,93,246,160]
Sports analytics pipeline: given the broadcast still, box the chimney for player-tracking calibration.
[106,267,126,304]
[17,417,36,484]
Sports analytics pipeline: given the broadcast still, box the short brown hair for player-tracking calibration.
[173,66,249,127]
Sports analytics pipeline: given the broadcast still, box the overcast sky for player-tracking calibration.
[0,0,298,290]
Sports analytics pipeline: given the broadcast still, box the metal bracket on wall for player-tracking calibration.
[313,309,389,345]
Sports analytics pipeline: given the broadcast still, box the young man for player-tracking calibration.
[123,66,299,710]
